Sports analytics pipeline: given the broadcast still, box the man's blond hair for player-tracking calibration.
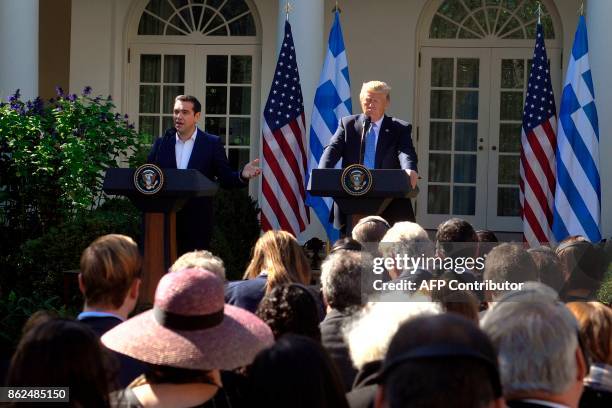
[360,81,391,101]
[170,250,225,279]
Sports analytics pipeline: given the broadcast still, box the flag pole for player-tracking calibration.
[332,0,341,14]
[579,1,584,16]
[537,2,542,24]
[285,1,293,21]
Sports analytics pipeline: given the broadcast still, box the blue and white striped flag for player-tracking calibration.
[553,15,601,242]
[306,10,352,242]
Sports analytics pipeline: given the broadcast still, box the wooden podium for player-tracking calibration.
[103,168,218,303]
[308,168,418,235]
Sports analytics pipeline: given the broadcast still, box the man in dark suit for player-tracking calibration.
[319,81,418,231]
[147,95,261,253]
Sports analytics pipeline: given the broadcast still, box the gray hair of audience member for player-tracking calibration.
[527,246,564,293]
[320,250,373,312]
[169,250,225,279]
[343,293,441,370]
[351,215,390,244]
[481,284,580,396]
[379,222,435,264]
[484,243,538,300]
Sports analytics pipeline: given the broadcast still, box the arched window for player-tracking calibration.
[429,0,555,40]
[126,0,261,172]
[416,0,562,232]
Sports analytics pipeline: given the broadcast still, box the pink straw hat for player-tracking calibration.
[101,268,273,370]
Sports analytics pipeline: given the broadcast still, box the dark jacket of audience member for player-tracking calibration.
[247,334,350,408]
[345,360,381,408]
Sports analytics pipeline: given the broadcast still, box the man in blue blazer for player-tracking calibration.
[147,95,261,253]
[319,81,419,230]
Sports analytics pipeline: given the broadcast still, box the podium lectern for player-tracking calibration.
[103,168,218,303]
[308,169,418,235]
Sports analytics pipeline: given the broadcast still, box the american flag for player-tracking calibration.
[260,20,309,235]
[520,22,557,247]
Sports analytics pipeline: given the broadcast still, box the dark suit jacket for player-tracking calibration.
[78,316,145,389]
[320,308,358,391]
[224,275,268,313]
[147,128,246,253]
[319,114,418,229]
[507,400,567,408]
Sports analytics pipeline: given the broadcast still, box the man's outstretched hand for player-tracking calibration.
[241,158,262,180]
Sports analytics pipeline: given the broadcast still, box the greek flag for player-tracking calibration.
[553,15,601,242]
[306,10,351,242]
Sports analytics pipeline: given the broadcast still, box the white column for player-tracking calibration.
[0,0,39,100]
[276,0,327,242]
[586,2,612,239]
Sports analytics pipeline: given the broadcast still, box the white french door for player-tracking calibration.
[417,46,561,232]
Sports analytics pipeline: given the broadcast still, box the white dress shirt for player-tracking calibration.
[175,127,198,169]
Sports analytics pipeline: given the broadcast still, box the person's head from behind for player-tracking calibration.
[79,234,142,316]
[483,243,537,301]
[247,334,349,408]
[256,283,321,341]
[169,249,225,280]
[360,81,391,122]
[435,217,478,259]
[352,216,390,245]
[476,229,499,257]
[481,286,587,406]
[330,237,363,254]
[375,314,503,408]
[379,221,435,279]
[173,95,201,137]
[429,272,480,323]
[244,230,311,290]
[566,301,612,366]
[8,318,113,407]
[528,246,564,293]
[555,237,607,300]
[320,249,372,313]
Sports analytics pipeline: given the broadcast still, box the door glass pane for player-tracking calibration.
[454,154,477,183]
[228,148,250,169]
[456,91,478,119]
[428,185,450,214]
[438,0,468,22]
[163,85,184,113]
[498,187,520,216]
[139,116,159,143]
[501,59,524,89]
[229,86,251,115]
[139,85,160,113]
[164,55,185,83]
[455,122,477,151]
[498,155,520,184]
[206,55,228,83]
[429,15,459,39]
[499,123,521,152]
[204,117,227,141]
[431,90,453,119]
[429,153,451,182]
[162,116,174,133]
[500,92,523,120]
[229,117,250,146]
[430,122,452,150]
[456,58,479,87]
[230,56,252,84]
[140,55,161,82]
[205,86,227,114]
[431,58,454,87]
[453,186,476,215]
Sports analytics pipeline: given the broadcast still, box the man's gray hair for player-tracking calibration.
[320,250,372,311]
[169,250,225,279]
[344,293,441,370]
[481,284,579,396]
[379,221,435,262]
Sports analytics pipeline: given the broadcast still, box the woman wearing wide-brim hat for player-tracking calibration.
[102,268,274,408]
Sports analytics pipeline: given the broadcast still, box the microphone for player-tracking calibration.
[359,116,372,165]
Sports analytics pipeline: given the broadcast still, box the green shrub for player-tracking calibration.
[210,189,260,281]
[597,266,612,305]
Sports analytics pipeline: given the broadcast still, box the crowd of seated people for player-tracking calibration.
[3,216,612,408]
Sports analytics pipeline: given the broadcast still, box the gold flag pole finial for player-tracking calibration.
[285,2,293,21]
[579,1,584,16]
[332,0,341,14]
[537,1,542,24]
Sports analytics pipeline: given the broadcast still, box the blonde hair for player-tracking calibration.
[244,230,311,292]
[80,234,141,308]
[170,250,225,279]
[360,81,391,101]
[567,301,612,365]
